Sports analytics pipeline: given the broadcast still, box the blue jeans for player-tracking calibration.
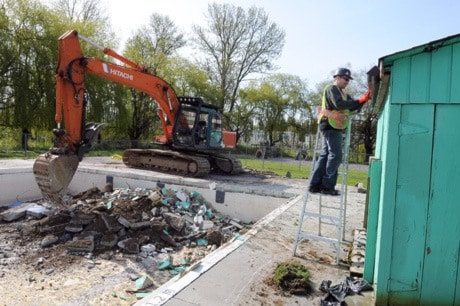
[309,129,343,190]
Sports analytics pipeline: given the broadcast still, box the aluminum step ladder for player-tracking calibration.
[292,120,352,265]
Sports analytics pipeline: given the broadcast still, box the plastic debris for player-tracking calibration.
[319,276,372,306]
[196,238,208,246]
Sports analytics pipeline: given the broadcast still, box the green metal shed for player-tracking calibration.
[364,34,460,305]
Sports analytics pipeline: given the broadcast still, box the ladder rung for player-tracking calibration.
[304,212,340,222]
[321,205,340,210]
[298,233,340,245]
[320,220,339,226]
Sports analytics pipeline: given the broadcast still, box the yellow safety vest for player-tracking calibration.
[317,85,350,130]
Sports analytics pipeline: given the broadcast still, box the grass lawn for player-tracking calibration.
[239,158,368,188]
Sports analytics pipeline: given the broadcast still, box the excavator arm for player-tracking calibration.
[55,30,179,147]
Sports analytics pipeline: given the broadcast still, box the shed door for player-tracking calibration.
[421,104,460,303]
[389,104,434,303]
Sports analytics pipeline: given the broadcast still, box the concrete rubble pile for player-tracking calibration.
[0,184,248,276]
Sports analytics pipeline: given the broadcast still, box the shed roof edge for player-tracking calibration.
[379,33,460,65]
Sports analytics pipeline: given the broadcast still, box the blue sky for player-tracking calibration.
[108,0,460,88]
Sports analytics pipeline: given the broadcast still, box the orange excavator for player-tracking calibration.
[33,30,241,204]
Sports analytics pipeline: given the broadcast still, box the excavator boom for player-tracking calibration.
[33,30,240,205]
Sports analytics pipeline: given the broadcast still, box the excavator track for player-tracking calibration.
[208,153,243,175]
[123,149,211,177]
[33,153,79,205]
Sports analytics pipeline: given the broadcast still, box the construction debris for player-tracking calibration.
[349,228,367,276]
[0,184,249,300]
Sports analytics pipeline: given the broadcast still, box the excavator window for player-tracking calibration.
[209,114,223,147]
[195,120,208,145]
[173,98,226,149]
[174,110,195,146]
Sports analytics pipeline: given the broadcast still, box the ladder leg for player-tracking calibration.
[292,119,353,266]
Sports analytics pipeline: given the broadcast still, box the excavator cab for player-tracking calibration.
[173,97,225,149]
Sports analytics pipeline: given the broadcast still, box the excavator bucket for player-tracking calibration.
[33,153,79,204]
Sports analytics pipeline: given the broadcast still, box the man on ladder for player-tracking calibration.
[308,68,371,196]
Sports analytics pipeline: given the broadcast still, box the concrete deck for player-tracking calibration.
[0,157,374,305]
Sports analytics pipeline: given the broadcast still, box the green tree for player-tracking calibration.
[0,0,118,150]
[0,3,15,125]
[2,0,59,134]
[122,13,186,146]
[167,57,220,102]
[193,3,285,129]
[240,73,308,146]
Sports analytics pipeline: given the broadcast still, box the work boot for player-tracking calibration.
[320,188,340,196]
[308,185,321,194]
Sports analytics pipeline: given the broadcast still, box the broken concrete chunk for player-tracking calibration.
[201,220,214,231]
[39,214,71,227]
[90,202,108,212]
[128,273,141,281]
[130,221,151,231]
[149,220,165,234]
[26,204,51,219]
[100,234,118,248]
[148,190,161,203]
[135,292,150,299]
[206,229,224,246]
[140,244,156,254]
[357,183,367,194]
[41,235,59,248]
[169,266,185,275]
[194,215,204,228]
[36,257,44,266]
[176,201,190,210]
[45,268,54,275]
[117,238,139,254]
[117,216,131,228]
[101,214,123,233]
[160,232,177,247]
[175,190,188,202]
[65,224,84,233]
[163,212,186,232]
[157,256,172,270]
[69,213,95,225]
[229,219,244,230]
[1,204,31,222]
[135,275,154,290]
[67,236,95,253]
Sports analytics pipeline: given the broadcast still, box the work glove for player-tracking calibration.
[358,90,371,103]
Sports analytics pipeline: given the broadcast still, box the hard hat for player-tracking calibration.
[333,68,353,80]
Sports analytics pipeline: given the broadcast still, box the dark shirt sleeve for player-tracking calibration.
[325,85,361,111]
